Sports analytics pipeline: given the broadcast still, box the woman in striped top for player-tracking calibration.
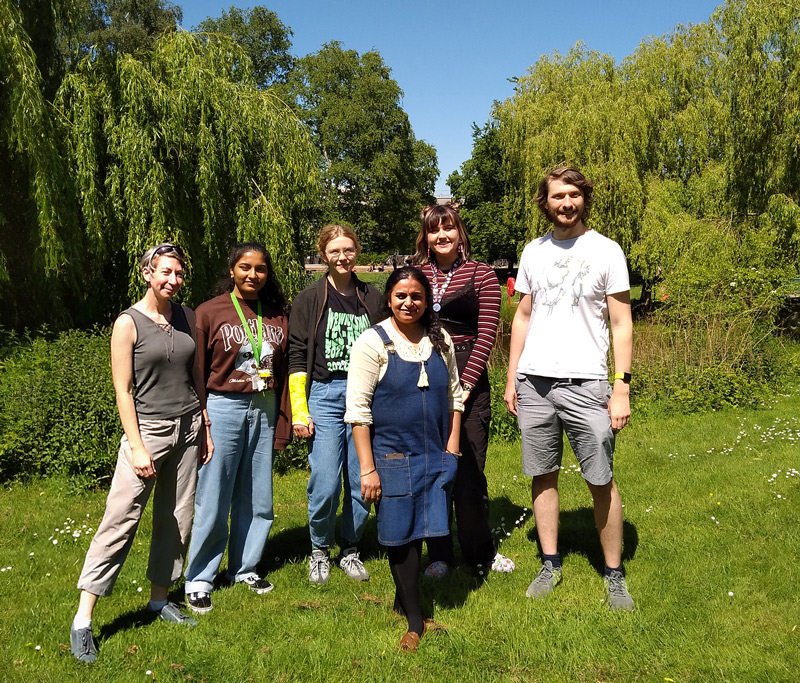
[414,204,515,576]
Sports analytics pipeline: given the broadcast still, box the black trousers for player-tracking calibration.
[428,364,495,567]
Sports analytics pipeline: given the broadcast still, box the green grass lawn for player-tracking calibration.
[2,391,799,682]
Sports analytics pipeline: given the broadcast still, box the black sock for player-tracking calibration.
[387,540,424,636]
[542,553,561,569]
[604,564,622,577]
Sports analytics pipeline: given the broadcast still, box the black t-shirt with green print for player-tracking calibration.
[312,281,371,381]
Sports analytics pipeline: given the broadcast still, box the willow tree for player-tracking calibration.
[57,30,319,312]
[485,0,800,405]
[0,0,82,328]
[496,43,649,255]
[495,0,800,274]
[0,23,320,329]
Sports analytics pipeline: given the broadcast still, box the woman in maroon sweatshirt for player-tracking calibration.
[184,243,291,614]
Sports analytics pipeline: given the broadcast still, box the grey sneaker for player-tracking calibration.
[337,547,370,582]
[70,624,97,663]
[186,591,213,614]
[604,569,635,611]
[526,560,562,599]
[241,576,274,595]
[309,548,330,584]
[158,601,198,626]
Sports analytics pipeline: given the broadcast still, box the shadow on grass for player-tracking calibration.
[257,513,384,575]
[418,494,528,612]
[98,585,205,641]
[98,603,159,641]
[525,508,639,573]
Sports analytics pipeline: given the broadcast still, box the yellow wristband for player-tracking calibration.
[289,372,311,425]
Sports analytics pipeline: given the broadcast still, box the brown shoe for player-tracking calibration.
[398,621,427,652]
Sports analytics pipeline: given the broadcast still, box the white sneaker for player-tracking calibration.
[309,548,330,584]
[337,547,370,582]
[490,553,516,573]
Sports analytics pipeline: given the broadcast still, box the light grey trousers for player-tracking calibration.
[77,411,202,596]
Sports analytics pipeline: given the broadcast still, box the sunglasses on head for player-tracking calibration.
[154,243,185,258]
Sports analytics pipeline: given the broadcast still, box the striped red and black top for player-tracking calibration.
[419,260,501,387]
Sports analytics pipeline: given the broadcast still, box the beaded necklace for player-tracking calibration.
[430,255,463,312]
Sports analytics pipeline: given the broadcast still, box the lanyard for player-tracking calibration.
[230,293,262,367]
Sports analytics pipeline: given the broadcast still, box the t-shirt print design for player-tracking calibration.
[220,321,285,388]
[532,256,591,313]
[324,311,370,373]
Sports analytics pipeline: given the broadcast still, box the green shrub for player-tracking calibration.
[0,327,314,484]
[488,364,520,442]
[275,438,309,474]
[0,327,120,485]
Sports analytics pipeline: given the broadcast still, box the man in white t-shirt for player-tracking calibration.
[504,166,635,611]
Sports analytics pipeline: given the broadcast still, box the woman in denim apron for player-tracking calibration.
[346,267,464,652]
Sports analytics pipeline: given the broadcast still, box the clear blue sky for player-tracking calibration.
[180,1,723,195]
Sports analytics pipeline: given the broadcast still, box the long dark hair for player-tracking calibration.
[214,242,288,313]
[413,203,471,265]
[381,267,447,354]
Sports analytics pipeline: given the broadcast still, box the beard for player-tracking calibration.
[546,204,584,229]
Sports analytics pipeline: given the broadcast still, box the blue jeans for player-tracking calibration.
[307,378,370,549]
[184,390,276,594]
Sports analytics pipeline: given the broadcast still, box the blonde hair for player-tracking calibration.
[316,223,362,259]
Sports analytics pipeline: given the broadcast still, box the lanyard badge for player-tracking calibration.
[230,293,271,392]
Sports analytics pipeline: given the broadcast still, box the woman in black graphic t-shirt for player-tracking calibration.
[288,224,382,585]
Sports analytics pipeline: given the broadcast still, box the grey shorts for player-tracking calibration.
[515,374,615,486]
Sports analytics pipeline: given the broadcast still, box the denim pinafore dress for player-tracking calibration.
[370,325,459,546]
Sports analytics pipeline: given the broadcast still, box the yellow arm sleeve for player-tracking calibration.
[289,372,311,426]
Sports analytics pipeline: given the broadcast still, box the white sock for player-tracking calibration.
[148,599,168,612]
[72,615,92,630]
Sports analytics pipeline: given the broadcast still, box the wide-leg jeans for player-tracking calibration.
[184,390,276,594]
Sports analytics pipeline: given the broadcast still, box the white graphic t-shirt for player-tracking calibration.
[515,230,629,379]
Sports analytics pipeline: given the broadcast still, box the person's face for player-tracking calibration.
[388,277,427,326]
[425,219,460,262]
[545,178,585,229]
[323,235,358,275]
[143,256,184,299]
[230,251,268,299]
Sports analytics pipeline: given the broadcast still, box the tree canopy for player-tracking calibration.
[455,0,799,310]
[0,1,319,329]
[195,5,294,88]
[291,41,437,254]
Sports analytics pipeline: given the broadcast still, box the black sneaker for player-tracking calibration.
[186,591,213,614]
[70,624,97,663]
[241,575,274,595]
